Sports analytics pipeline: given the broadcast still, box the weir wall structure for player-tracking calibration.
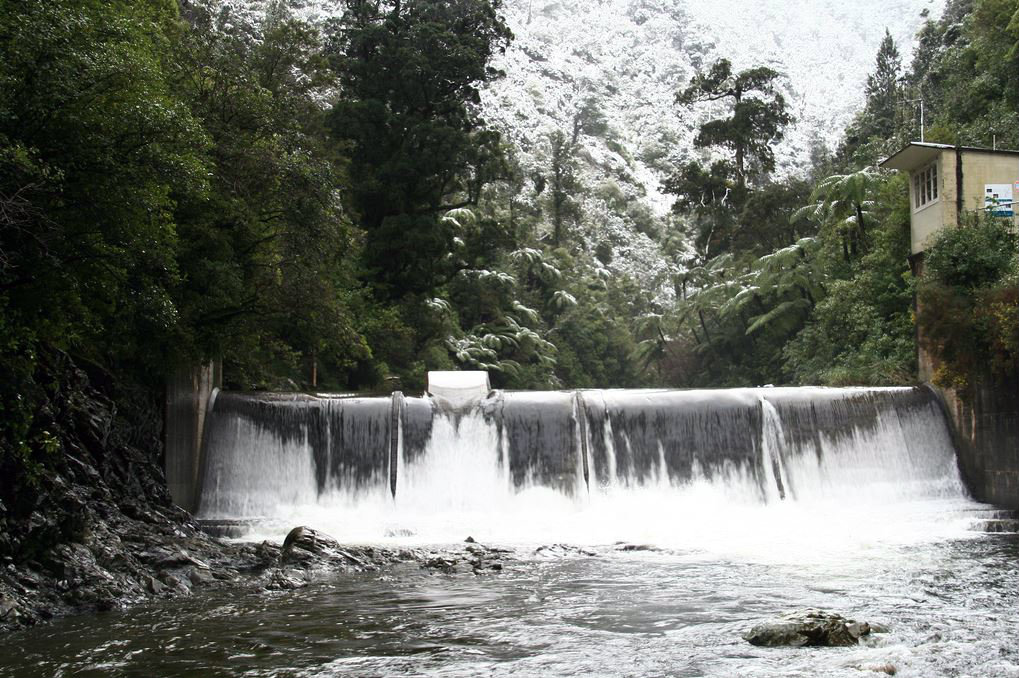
[932,377,1019,510]
[164,362,221,512]
[193,386,965,521]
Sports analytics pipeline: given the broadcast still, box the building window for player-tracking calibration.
[913,162,938,209]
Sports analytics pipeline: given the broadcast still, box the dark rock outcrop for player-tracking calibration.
[0,351,280,631]
[417,541,512,575]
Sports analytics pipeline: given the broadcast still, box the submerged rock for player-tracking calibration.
[743,610,884,647]
[264,569,306,591]
[534,544,598,559]
[423,556,459,574]
[614,543,662,552]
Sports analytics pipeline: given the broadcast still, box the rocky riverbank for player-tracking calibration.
[0,353,512,632]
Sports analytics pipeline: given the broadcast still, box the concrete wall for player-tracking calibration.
[165,362,221,512]
[933,376,1019,510]
[956,150,1019,214]
[909,156,947,255]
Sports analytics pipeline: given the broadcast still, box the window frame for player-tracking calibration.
[912,161,939,211]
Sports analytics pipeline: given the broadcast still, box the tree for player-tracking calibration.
[0,0,206,370]
[662,160,740,256]
[863,30,902,139]
[0,0,210,478]
[793,168,881,260]
[783,173,915,386]
[326,0,513,299]
[170,2,367,389]
[676,59,792,187]
[547,130,580,246]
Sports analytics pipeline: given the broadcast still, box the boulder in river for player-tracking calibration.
[281,526,345,564]
[280,526,373,570]
[743,610,884,647]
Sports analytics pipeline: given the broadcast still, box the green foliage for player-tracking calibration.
[0,0,204,365]
[547,130,581,246]
[783,178,916,385]
[326,0,512,298]
[917,215,1019,388]
[794,168,881,260]
[0,0,201,484]
[904,0,1019,150]
[675,59,792,185]
[922,214,1018,289]
[170,2,368,389]
[661,159,917,387]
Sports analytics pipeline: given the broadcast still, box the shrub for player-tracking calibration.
[922,214,1017,290]
[917,214,1019,388]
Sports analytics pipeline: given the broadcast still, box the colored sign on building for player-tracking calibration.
[984,184,1014,217]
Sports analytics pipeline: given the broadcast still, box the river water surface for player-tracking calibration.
[3,387,1017,676]
[0,514,1017,678]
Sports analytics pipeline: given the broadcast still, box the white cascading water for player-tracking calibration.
[759,397,790,503]
[197,386,979,562]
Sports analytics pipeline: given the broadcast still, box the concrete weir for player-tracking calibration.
[185,382,967,521]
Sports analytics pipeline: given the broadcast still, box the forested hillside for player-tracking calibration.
[647,0,1018,388]
[1,0,1017,469]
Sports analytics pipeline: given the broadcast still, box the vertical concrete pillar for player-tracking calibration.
[165,361,221,512]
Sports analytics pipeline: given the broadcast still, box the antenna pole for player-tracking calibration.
[904,98,925,142]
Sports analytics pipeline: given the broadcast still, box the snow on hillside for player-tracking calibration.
[482,0,941,292]
[227,0,943,296]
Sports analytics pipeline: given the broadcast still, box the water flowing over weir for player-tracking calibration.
[196,386,968,545]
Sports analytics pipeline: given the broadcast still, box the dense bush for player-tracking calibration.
[917,217,1018,389]
[922,215,1018,289]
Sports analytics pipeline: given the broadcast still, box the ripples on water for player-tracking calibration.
[1,528,1017,678]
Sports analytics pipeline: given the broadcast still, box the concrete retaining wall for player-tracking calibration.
[932,376,1019,509]
[165,362,221,512]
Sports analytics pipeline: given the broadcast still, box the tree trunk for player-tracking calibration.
[854,202,867,249]
[698,310,712,341]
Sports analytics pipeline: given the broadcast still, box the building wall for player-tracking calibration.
[909,150,1019,253]
[957,151,1019,214]
[910,182,946,255]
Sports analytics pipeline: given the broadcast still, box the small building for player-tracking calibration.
[880,142,1019,259]
[881,142,1019,380]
